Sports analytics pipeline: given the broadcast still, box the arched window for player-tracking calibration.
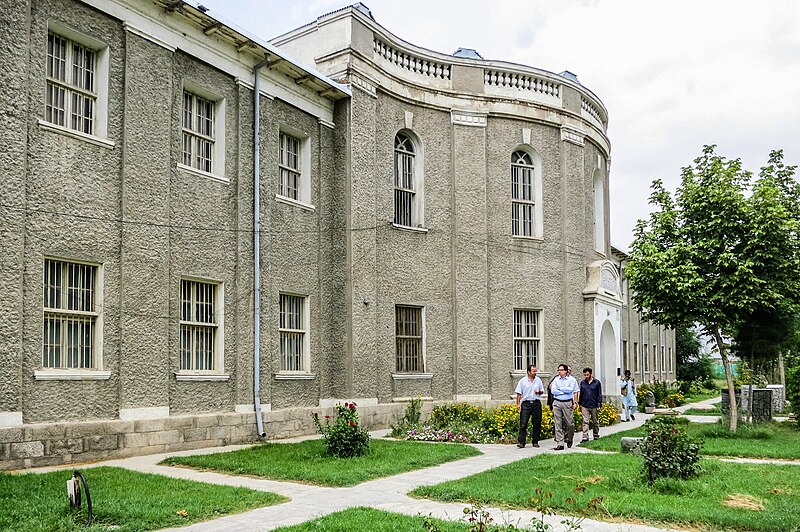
[511,150,536,237]
[394,132,416,226]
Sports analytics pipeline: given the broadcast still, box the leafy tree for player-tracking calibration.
[675,327,714,388]
[627,146,800,431]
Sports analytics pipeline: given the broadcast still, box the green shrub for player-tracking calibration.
[429,402,487,429]
[312,402,370,458]
[486,403,519,441]
[664,392,685,408]
[640,419,703,484]
[390,397,423,437]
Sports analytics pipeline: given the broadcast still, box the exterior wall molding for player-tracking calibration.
[0,412,23,428]
[318,398,379,408]
[560,124,586,146]
[119,406,170,421]
[34,370,112,380]
[454,394,492,402]
[318,117,336,129]
[391,373,434,380]
[451,109,487,127]
[350,70,378,98]
[123,22,176,52]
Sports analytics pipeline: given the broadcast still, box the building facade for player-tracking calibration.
[0,0,674,469]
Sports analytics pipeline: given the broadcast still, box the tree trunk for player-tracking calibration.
[712,329,738,432]
[779,350,786,388]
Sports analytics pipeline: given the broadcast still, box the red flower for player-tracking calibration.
[349,403,356,410]
[325,415,331,419]
[349,421,355,427]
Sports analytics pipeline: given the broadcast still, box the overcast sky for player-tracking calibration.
[198,0,800,250]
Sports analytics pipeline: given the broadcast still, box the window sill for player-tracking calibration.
[274,372,316,380]
[34,370,111,381]
[510,370,551,379]
[392,373,434,380]
[176,163,230,184]
[391,223,428,233]
[275,194,316,211]
[37,119,115,149]
[174,372,230,382]
[511,235,544,242]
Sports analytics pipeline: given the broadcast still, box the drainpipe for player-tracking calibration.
[253,57,270,438]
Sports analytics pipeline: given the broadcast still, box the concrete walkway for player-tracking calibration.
[18,396,794,532]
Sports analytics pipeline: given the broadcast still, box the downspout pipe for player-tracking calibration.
[253,57,270,438]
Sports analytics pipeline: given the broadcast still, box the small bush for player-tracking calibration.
[429,402,487,429]
[390,397,423,437]
[640,419,703,484]
[312,402,370,458]
[597,402,620,425]
[664,392,685,408]
[487,403,520,440]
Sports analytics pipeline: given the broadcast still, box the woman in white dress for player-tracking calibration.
[620,369,637,421]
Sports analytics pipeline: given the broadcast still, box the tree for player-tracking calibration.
[627,146,800,431]
[675,327,713,389]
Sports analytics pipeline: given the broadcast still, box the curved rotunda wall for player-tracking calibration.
[274,6,614,401]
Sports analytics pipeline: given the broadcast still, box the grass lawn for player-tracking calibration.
[0,466,285,532]
[161,438,481,487]
[582,421,800,460]
[273,507,468,531]
[683,389,721,404]
[683,403,722,416]
[411,453,800,531]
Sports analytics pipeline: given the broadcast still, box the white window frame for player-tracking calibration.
[177,82,227,182]
[633,341,639,373]
[513,309,541,371]
[643,343,649,378]
[278,293,310,373]
[660,345,666,377]
[36,257,108,380]
[395,305,425,373]
[39,22,111,146]
[276,127,312,208]
[593,171,606,254]
[177,278,226,379]
[393,131,425,229]
[510,147,543,239]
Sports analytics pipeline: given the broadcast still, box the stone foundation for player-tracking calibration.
[0,402,412,470]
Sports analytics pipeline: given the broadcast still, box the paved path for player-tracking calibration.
[18,396,794,532]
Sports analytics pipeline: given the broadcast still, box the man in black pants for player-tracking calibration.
[515,365,544,448]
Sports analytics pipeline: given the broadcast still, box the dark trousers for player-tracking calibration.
[518,400,542,446]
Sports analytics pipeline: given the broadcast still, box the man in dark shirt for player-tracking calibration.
[578,367,602,441]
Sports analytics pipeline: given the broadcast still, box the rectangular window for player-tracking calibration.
[643,343,649,375]
[395,305,423,372]
[43,259,98,369]
[633,342,639,372]
[511,164,534,237]
[279,132,301,200]
[46,32,97,135]
[622,340,628,372]
[182,91,215,173]
[660,345,665,375]
[668,347,673,372]
[513,309,540,371]
[279,294,308,371]
[653,345,657,378]
[179,280,219,371]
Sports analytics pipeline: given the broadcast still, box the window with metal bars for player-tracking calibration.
[394,133,416,226]
[622,340,628,372]
[395,305,423,372]
[42,259,98,369]
[511,150,535,237]
[513,309,540,371]
[46,32,97,135]
[279,132,301,200]
[279,294,307,371]
[643,343,649,376]
[182,91,215,173]
[179,280,218,371]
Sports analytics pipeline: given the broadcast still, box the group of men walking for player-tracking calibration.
[514,364,603,450]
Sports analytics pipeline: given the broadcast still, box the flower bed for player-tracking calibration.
[396,401,619,444]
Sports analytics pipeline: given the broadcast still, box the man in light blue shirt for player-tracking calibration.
[549,363,580,450]
[515,365,544,448]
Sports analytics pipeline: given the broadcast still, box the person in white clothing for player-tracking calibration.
[515,365,544,448]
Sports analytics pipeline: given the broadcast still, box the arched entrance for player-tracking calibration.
[598,319,617,388]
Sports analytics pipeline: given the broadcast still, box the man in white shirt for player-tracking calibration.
[549,363,580,450]
[515,365,544,448]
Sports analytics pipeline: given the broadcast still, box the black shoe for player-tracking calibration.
[532,443,540,448]
[581,437,589,442]
[553,446,565,451]
[631,414,636,420]
[567,441,573,448]
[621,419,629,422]
[593,435,599,440]
[516,444,525,448]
